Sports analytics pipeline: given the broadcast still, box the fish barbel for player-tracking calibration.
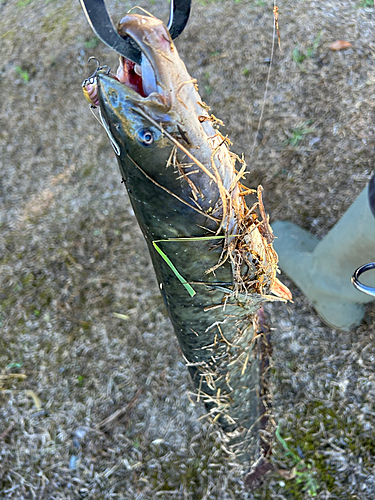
[85,13,291,469]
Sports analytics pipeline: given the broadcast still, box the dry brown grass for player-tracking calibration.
[1,0,375,498]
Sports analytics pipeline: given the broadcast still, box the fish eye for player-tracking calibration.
[137,128,154,146]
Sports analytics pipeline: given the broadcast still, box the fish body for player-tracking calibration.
[89,13,290,466]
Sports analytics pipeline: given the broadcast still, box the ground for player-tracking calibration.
[1,0,375,498]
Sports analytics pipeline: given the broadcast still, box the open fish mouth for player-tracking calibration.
[115,18,164,99]
[83,14,173,110]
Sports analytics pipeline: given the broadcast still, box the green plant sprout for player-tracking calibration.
[276,425,319,497]
[284,121,314,147]
[15,66,29,83]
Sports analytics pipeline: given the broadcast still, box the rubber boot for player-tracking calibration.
[272,177,375,330]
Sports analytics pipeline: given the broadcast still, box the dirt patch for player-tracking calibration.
[1,0,374,498]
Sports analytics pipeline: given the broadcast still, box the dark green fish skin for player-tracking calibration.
[93,13,289,466]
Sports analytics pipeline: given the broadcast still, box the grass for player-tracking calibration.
[203,72,213,96]
[6,363,22,370]
[84,36,99,49]
[276,425,319,497]
[15,65,29,83]
[284,121,315,147]
[292,32,322,67]
[265,399,375,499]
[152,240,196,297]
[356,0,372,6]
[1,0,375,497]
[152,235,229,297]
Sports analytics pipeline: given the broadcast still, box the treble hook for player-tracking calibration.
[87,56,101,72]
[82,57,109,85]
[79,0,191,65]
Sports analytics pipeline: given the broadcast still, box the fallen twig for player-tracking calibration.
[95,388,142,430]
[0,422,15,440]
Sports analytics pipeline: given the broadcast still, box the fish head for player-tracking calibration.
[95,13,217,178]
[97,71,171,163]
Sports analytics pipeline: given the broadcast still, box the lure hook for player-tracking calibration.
[82,57,109,86]
[82,58,111,107]
[87,56,101,73]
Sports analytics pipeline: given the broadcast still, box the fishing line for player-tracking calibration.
[250,0,278,157]
[98,107,121,156]
[88,106,121,156]
[127,5,156,18]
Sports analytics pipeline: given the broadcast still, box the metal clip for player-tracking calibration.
[352,262,375,298]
